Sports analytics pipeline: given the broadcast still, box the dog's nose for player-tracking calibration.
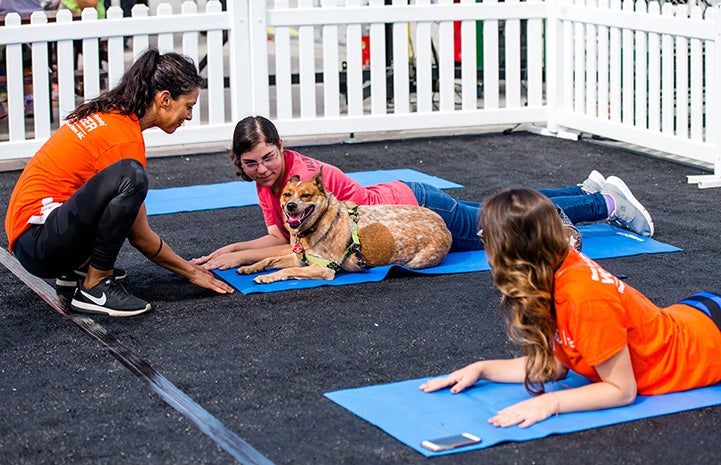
[286,202,297,212]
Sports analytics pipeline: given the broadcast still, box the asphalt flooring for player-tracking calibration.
[2,130,721,465]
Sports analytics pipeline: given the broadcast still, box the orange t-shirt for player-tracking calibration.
[5,112,146,251]
[553,248,721,395]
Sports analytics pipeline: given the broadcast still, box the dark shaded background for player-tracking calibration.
[2,131,720,464]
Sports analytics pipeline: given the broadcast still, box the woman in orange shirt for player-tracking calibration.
[5,48,233,317]
[420,188,721,428]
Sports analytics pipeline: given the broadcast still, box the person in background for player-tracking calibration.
[192,116,653,271]
[0,0,42,15]
[420,188,721,428]
[59,0,105,18]
[0,0,44,117]
[5,48,234,317]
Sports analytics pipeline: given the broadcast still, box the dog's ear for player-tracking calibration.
[312,167,325,192]
[287,174,301,185]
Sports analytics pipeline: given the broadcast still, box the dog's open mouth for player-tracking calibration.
[285,206,314,229]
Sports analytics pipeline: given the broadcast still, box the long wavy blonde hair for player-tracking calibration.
[481,188,569,395]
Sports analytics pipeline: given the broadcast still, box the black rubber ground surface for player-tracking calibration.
[2,131,721,464]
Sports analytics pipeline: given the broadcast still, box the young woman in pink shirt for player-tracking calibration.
[193,116,654,271]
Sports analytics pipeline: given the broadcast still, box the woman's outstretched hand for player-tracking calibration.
[488,394,558,429]
[186,262,235,294]
[419,363,484,394]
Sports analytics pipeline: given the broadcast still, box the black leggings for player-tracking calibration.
[14,159,148,278]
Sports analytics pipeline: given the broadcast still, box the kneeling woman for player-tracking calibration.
[5,48,233,317]
[420,188,721,428]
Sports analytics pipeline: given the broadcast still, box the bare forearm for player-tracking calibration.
[554,380,636,417]
[477,357,529,384]
[234,244,293,264]
[420,357,530,394]
[193,236,292,270]
[235,234,289,251]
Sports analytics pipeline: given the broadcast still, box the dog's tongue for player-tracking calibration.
[286,215,302,229]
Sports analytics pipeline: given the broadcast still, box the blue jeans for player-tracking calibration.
[538,186,609,224]
[402,182,609,252]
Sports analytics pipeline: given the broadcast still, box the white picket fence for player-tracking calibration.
[1,0,719,186]
[551,0,721,187]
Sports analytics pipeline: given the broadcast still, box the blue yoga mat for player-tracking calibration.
[145,169,463,216]
[324,371,721,456]
[213,224,681,294]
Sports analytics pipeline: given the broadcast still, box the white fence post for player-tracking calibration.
[29,12,51,139]
[226,0,251,123]
[181,1,201,127]
[249,0,271,118]
[687,5,721,188]
[204,0,225,125]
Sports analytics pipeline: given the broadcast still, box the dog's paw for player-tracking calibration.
[236,266,256,275]
[253,274,278,284]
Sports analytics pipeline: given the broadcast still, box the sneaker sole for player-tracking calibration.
[605,176,655,237]
[70,299,152,317]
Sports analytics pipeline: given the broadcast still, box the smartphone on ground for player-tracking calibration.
[420,432,482,452]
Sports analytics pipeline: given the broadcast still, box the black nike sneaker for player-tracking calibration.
[70,276,151,317]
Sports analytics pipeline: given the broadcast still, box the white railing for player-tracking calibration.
[0,1,236,158]
[1,1,719,186]
[550,0,721,187]
[258,0,547,136]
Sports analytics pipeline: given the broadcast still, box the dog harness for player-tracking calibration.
[292,206,367,272]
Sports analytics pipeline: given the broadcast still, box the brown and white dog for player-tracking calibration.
[237,169,452,283]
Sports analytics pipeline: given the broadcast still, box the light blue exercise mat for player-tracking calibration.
[212,224,681,294]
[324,371,721,456]
[145,169,463,216]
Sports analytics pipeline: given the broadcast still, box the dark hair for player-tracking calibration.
[230,116,283,181]
[482,188,569,396]
[66,48,205,121]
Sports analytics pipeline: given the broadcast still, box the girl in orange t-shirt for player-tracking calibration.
[421,188,721,428]
[5,48,233,317]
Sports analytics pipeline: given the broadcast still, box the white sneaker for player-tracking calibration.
[579,170,606,194]
[602,176,655,237]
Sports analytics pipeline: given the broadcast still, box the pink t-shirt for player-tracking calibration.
[257,150,418,239]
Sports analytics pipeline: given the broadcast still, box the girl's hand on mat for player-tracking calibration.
[192,244,240,267]
[193,251,243,270]
[419,364,483,394]
[488,395,555,429]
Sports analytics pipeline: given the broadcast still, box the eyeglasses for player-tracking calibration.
[241,152,279,172]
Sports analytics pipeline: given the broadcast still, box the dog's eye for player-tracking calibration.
[300,193,312,200]
[282,192,291,198]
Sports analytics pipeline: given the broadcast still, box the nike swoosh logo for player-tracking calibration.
[80,290,107,306]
